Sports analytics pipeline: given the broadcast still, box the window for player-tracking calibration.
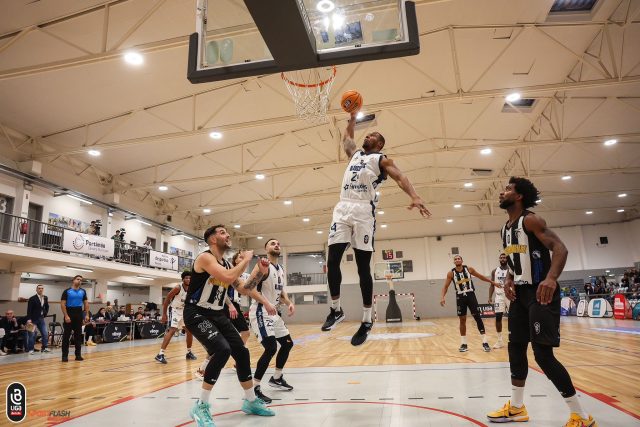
[550,0,598,13]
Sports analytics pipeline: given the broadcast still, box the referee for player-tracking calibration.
[60,275,90,362]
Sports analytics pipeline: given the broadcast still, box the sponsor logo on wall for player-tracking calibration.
[62,230,114,257]
[149,250,178,271]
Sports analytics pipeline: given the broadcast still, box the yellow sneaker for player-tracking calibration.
[564,413,597,427]
[487,400,529,422]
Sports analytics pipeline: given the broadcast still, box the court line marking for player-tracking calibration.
[172,401,489,427]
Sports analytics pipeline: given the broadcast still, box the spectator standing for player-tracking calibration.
[27,284,50,353]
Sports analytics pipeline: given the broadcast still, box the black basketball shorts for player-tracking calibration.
[456,292,480,316]
[508,284,561,347]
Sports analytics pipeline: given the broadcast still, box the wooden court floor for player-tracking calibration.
[1,316,638,426]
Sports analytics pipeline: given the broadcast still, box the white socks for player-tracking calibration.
[331,299,341,311]
[187,348,192,353]
[511,386,525,408]
[254,378,261,386]
[497,332,503,341]
[482,334,488,344]
[363,307,372,323]
[244,387,256,401]
[460,336,467,345]
[565,395,589,419]
[199,388,211,403]
[273,369,283,380]
[159,349,165,355]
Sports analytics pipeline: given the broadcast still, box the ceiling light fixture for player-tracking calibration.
[66,266,94,273]
[136,219,151,226]
[316,230,323,234]
[209,131,222,139]
[454,204,462,208]
[284,200,292,205]
[536,199,542,203]
[617,209,625,213]
[464,182,473,188]
[158,185,168,191]
[257,236,263,240]
[203,208,211,214]
[88,149,101,156]
[316,0,335,13]
[66,194,92,204]
[604,139,617,146]
[505,92,521,102]
[378,210,385,215]
[446,219,453,223]
[234,224,241,229]
[183,235,193,240]
[561,175,572,180]
[381,224,388,228]
[255,174,265,180]
[303,218,310,222]
[586,211,593,215]
[356,111,365,119]
[480,148,492,155]
[618,193,627,198]
[136,275,154,280]
[123,51,144,66]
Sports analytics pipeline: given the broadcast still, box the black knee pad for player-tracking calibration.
[327,243,348,297]
[354,249,373,306]
[203,341,231,385]
[531,342,576,397]
[472,313,486,334]
[231,344,252,383]
[508,341,529,381]
[276,335,294,351]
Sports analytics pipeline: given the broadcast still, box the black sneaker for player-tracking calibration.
[483,343,491,352]
[254,385,272,404]
[186,351,197,360]
[75,356,84,361]
[321,308,345,331]
[350,322,373,346]
[268,376,293,391]
[61,356,68,362]
[155,353,167,364]
[459,344,468,352]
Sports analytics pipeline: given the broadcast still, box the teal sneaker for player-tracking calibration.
[190,400,216,427]
[241,398,275,416]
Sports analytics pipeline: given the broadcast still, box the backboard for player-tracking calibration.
[374,261,404,281]
[188,0,419,84]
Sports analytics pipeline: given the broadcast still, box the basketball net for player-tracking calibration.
[281,66,336,123]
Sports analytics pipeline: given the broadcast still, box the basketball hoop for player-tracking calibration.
[281,66,336,123]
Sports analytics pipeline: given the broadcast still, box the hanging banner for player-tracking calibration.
[149,250,179,271]
[613,294,629,319]
[63,230,114,257]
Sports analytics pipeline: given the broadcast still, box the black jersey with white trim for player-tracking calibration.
[186,250,231,312]
[500,210,551,286]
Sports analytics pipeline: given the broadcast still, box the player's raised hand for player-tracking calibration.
[409,197,431,218]
[241,249,254,261]
[258,257,270,274]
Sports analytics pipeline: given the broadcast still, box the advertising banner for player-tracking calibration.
[62,230,114,257]
[149,250,179,271]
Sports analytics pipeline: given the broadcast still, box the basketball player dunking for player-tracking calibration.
[440,255,499,352]
[322,111,431,346]
[489,253,509,349]
[487,177,597,426]
[185,225,276,426]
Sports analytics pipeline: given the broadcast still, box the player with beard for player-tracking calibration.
[185,225,277,426]
[487,177,596,427]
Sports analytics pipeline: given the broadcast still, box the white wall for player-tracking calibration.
[287,253,325,274]
[19,282,94,301]
[106,286,152,305]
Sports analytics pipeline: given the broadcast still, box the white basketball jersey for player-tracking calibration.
[340,150,386,204]
[227,272,249,304]
[170,284,188,310]
[251,263,285,308]
[494,267,508,297]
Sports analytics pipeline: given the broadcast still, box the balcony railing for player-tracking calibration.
[0,212,193,272]
[287,272,327,286]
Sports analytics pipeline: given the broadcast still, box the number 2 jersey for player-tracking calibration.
[251,263,285,309]
[340,149,386,206]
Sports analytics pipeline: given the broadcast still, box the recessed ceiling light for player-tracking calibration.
[316,0,335,13]
[617,209,625,213]
[158,185,168,191]
[618,193,627,198]
[284,200,293,205]
[356,111,364,119]
[604,139,617,146]
[381,224,388,228]
[316,230,323,234]
[136,275,154,280]
[183,235,193,240]
[586,211,593,215]
[505,92,521,102]
[88,149,101,156]
[536,199,542,203]
[203,208,211,214]
[303,218,310,222]
[136,219,151,226]
[464,182,473,188]
[378,210,385,215]
[123,51,143,65]
[257,236,263,240]
[234,224,241,228]
[605,270,610,273]
[446,218,453,223]
[209,131,222,139]
[453,204,462,208]
[65,266,94,273]
[561,175,572,180]
[255,174,265,180]
[480,148,492,155]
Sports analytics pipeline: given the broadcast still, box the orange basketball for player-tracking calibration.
[340,90,363,113]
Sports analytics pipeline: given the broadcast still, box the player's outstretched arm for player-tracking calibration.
[469,267,500,287]
[342,112,358,158]
[380,157,431,218]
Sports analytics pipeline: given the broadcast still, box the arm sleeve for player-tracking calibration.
[82,289,88,301]
[61,289,68,301]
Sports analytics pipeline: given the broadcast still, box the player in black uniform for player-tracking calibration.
[185,224,276,426]
[440,255,499,352]
[487,177,597,427]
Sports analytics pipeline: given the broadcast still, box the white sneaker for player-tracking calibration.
[29,350,35,355]
[493,340,504,349]
[0,350,8,356]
